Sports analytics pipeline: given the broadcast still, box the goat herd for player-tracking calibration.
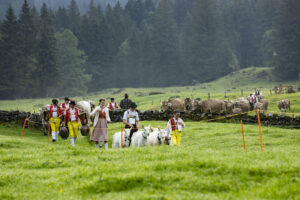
[112,125,169,148]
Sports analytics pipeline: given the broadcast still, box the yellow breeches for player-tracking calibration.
[50,117,60,132]
[68,121,79,138]
[171,130,182,146]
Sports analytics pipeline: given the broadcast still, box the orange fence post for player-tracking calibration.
[21,118,27,139]
[48,123,50,143]
[121,127,123,148]
[88,113,91,135]
[256,109,263,152]
[240,120,246,151]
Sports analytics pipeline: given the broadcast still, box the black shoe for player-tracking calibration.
[52,139,56,142]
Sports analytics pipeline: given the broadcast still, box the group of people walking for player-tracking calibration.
[47,93,185,149]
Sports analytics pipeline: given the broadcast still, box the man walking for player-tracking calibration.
[120,93,132,110]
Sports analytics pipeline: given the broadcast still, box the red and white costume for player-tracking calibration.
[107,102,119,111]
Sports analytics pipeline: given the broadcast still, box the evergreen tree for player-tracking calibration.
[18,0,39,98]
[150,0,179,86]
[181,0,233,83]
[37,3,58,97]
[55,7,68,32]
[67,0,81,37]
[273,0,300,80]
[222,0,262,68]
[55,29,90,96]
[0,6,21,99]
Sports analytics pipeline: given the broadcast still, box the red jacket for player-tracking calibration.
[66,108,79,122]
[49,105,62,117]
[109,102,118,110]
[170,118,177,131]
[61,102,70,109]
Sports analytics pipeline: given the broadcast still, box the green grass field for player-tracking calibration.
[0,67,300,115]
[1,67,300,199]
[1,121,300,200]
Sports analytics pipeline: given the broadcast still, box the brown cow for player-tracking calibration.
[224,100,234,113]
[161,99,185,112]
[278,99,290,112]
[234,100,250,113]
[184,98,200,111]
[39,104,50,135]
[199,99,226,114]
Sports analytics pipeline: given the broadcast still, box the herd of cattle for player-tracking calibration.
[39,95,291,136]
[161,94,291,114]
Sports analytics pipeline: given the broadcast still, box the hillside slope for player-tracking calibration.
[0,67,299,113]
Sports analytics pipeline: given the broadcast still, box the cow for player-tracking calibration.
[233,107,242,114]
[260,99,269,111]
[234,100,250,113]
[39,104,50,136]
[278,99,290,112]
[199,99,226,114]
[76,100,95,125]
[224,100,234,113]
[184,98,200,111]
[161,99,185,112]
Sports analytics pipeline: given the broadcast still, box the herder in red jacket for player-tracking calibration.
[107,98,119,111]
[48,99,63,142]
[65,101,79,146]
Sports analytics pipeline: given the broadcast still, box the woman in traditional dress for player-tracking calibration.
[90,99,111,149]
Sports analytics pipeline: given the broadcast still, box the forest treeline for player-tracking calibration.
[0,0,299,99]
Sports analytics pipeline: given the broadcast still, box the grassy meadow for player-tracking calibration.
[1,67,300,199]
[1,121,300,200]
[0,67,300,115]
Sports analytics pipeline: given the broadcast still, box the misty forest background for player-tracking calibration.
[0,0,299,99]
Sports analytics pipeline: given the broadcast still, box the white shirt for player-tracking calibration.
[61,103,69,115]
[123,110,139,125]
[166,117,185,136]
[51,106,58,118]
[70,108,76,121]
[90,106,111,127]
[107,102,118,110]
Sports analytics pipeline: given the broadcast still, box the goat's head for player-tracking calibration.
[142,125,151,138]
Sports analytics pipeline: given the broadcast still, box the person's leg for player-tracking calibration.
[50,118,56,141]
[55,117,60,140]
[99,141,103,148]
[104,141,108,149]
[73,121,79,145]
[68,122,75,146]
[95,141,99,148]
[128,125,137,146]
[171,130,177,145]
[177,131,182,145]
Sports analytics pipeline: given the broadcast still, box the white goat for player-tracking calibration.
[112,129,130,148]
[147,128,166,146]
[131,126,151,147]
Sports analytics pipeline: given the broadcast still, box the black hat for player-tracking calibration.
[52,99,58,104]
[173,109,180,114]
[64,97,70,101]
[70,100,76,105]
[130,102,137,108]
